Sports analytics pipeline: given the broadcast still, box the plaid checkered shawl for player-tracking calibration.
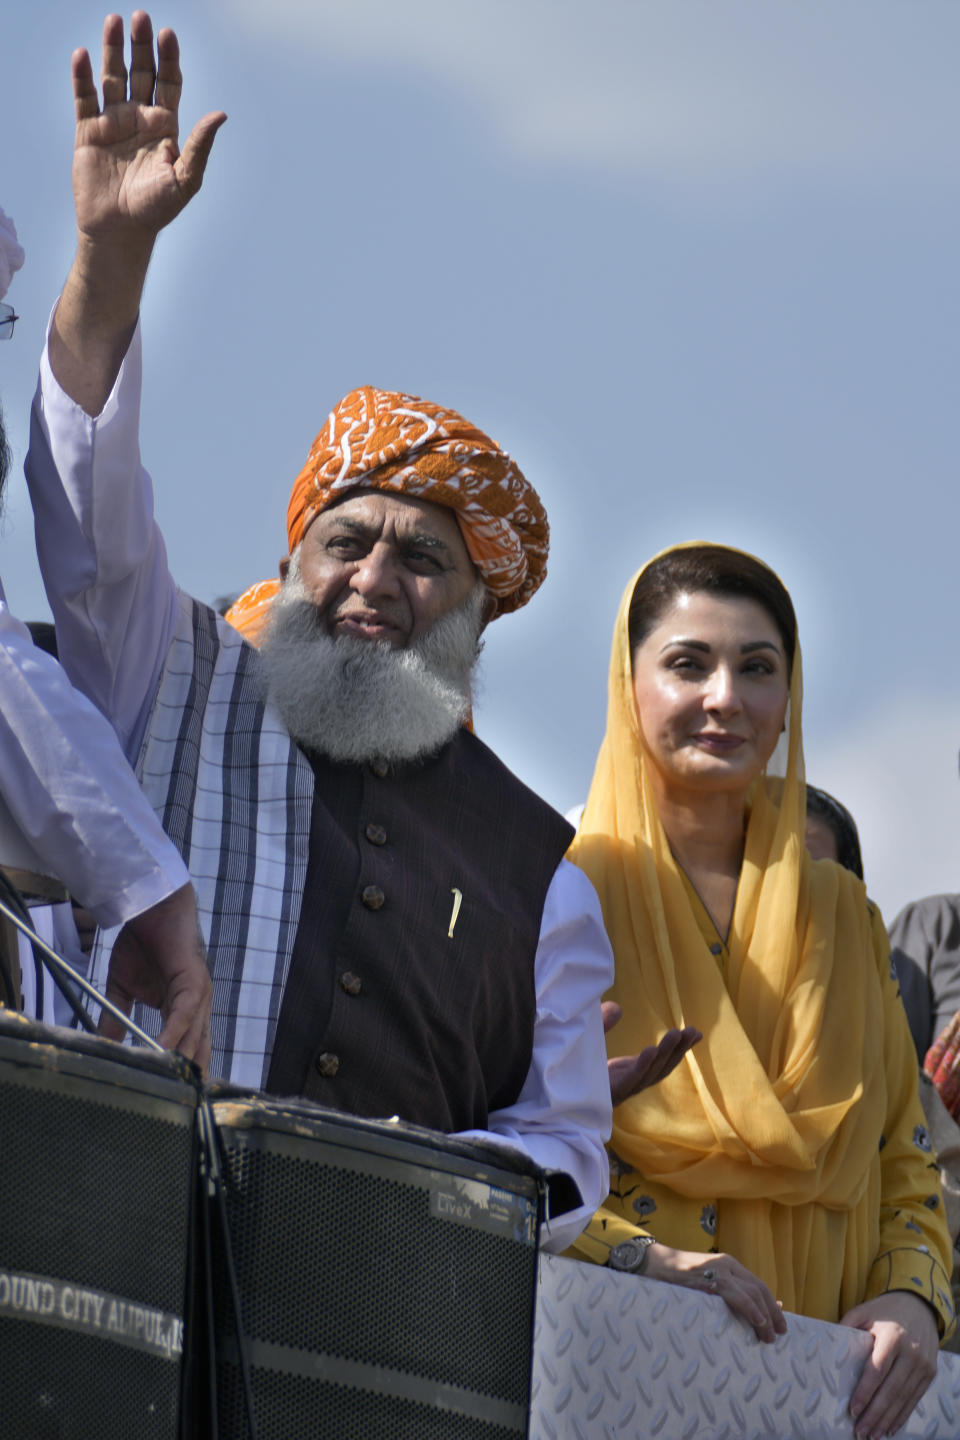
[87,593,314,1086]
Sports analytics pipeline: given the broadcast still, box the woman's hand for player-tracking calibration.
[602,1002,701,1106]
[643,1243,787,1343]
[840,1291,939,1440]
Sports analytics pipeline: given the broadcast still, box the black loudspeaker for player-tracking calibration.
[0,1011,199,1439]
[212,1096,544,1440]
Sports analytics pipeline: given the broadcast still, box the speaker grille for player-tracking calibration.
[217,1367,525,1440]
[0,1319,182,1439]
[0,1078,193,1311]
[0,1017,197,1440]
[214,1104,540,1437]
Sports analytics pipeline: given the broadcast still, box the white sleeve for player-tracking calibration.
[454,858,614,1253]
[0,592,189,928]
[25,317,179,760]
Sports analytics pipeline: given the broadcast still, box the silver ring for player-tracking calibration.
[701,1268,716,1282]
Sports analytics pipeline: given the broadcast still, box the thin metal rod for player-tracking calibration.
[198,1095,260,1440]
[0,893,164,1054]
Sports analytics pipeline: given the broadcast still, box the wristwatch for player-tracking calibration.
[607,1234,656,1274]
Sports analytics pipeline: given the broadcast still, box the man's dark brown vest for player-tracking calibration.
[267,730,574,1133]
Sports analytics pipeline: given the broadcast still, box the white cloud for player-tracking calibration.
[807,693,959,925]
[224,0,958,181]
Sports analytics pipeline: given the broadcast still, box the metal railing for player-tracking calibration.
[531,1253,960,1439]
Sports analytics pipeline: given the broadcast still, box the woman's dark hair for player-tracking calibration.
[805,784,864,880]
[627,545,797,674]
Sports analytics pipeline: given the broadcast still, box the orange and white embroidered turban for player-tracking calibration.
[226,386,549,644]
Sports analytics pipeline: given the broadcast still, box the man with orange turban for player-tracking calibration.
[25,13,613,1251]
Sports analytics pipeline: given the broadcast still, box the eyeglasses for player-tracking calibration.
[0,303,19,340]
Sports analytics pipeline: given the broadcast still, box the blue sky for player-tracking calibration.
[2,1,958,919]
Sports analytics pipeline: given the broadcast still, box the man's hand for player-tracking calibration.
[52,11,225,415]
[602,1001,701,1107]
[841,1291,940,1440]
[71,11,225,250]
[100,882,211,1072]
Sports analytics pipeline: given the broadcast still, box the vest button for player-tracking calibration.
[339,971,362,996]
[365,823,387,846]
[361,885,385,910]
[370,758,389,779]
[314,1052,340,1078]
[709,942,723,956]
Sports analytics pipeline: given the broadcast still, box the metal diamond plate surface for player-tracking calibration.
[531,1255,960,1439]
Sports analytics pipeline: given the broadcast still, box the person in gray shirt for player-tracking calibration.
[890,895,960,1065]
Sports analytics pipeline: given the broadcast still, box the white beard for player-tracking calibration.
[259,567,486,765]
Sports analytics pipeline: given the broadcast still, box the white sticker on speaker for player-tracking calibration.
[427,1174,537,1244]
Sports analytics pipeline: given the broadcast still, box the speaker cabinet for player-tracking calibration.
[0,1011,198,1439]
[212,1096,543,1439]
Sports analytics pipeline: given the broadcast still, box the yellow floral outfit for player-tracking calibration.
[567,552,954,1335]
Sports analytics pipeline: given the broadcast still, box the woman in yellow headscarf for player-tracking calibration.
[568,543,952,1440]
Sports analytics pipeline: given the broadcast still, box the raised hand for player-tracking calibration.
[71,11,225,246]
[52,12,226,415]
